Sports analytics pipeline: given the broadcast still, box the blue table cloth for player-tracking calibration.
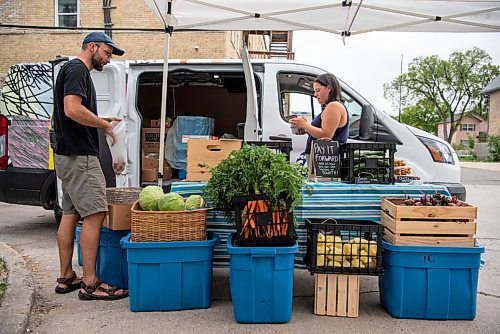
[171,181,450,268]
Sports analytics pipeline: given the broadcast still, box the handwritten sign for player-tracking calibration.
[312,140,340,177]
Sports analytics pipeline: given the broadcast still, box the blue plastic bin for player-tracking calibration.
[379,241,484,320]
[75,226,82,266]
[121,233,220,312]
[96,227,130,289]
[226,233,298,323]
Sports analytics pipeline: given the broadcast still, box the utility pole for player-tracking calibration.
[398,53,403,122]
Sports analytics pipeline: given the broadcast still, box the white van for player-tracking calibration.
[0,56,465,222]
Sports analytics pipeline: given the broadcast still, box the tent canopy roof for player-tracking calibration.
[145,0,500,36]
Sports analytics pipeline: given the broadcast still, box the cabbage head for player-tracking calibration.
[138,186,164,211]
[158,192,186,211]
[185,195,204,210]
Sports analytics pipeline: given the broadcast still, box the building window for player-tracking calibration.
[460,139,473,148]
[56,0,79,27]
[460,123,475,132]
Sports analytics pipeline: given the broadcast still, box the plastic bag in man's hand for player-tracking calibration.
[106,121,127,175]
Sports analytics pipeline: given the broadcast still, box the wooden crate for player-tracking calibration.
[381,198,477,246]
[314,274,359,318]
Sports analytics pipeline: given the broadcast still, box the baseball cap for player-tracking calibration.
[82,32,125,56]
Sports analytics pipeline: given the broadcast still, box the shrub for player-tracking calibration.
[488,135,500,161]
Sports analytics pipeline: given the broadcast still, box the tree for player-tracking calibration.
[398,99,441,135]
[384,47,499,143]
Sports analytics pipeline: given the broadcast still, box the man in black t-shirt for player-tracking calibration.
[52,32,128,300]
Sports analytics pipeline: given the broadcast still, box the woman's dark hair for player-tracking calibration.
[315,73,344,104]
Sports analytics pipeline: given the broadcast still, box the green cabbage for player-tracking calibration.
[185,195,205,210]
[138,186,164,211]
[158,192,186,211]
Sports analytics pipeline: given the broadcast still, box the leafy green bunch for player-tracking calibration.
[203,144,306,219]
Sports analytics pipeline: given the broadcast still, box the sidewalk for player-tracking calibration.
[1,164,499,333]
[0,242,34,334]
[460,161,500,172]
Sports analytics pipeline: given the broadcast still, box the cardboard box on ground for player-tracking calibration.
[186,139,242,181]
[104,203,132,230]
[142,127,172,182]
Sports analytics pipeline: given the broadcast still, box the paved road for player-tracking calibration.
[0,166,499,334]
[461,167,500,185]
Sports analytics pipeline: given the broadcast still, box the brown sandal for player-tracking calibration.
[78,279,129,301]
[55,271,82,294]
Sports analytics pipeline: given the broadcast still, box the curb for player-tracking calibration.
[0,242,35,334]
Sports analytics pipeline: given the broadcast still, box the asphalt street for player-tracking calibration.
[0,165,499,334]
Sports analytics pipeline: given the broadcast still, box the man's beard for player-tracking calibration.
[92,54,104,71]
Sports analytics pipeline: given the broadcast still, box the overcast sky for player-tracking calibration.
[292,31,500,117]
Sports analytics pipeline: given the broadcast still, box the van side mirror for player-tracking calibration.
[359,104,374,140]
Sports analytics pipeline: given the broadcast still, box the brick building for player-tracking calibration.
[0,0,290,87]
[437,113,487,146]
[482,75,500,137]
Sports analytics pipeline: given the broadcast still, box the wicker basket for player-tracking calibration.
[130,201,208,242]
[106,187,142,204]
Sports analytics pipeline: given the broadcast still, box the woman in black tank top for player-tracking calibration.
[289,73,350,166]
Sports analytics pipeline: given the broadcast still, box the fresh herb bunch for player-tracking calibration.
[203,143,306,220]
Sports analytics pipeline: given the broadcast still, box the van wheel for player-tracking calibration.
[54,204,63,224]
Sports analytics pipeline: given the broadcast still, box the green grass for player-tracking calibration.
[459,156,493,162]
[0,258,7,303]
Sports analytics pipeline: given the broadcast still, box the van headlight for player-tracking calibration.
[417,136,455,164]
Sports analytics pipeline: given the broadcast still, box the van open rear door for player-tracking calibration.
[90,61,128,187]
[241,44,262,141]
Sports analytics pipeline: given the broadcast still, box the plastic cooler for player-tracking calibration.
[96,227,130,289]
[379,241,484,320]
[226,233,298,323]
[121,232,220,312]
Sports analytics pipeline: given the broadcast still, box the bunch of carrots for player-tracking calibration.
[240,199,289,239]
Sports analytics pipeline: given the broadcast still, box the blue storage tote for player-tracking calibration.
[75,225,82,266]
[226,233,298,323]
[96,227,130,289]
[379,241,484,320]
[121,232,220,312]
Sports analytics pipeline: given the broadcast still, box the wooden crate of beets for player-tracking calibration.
[304,218,384,275]
[339,142,396,184]
[381,196,477,246]
[232,193,296,246]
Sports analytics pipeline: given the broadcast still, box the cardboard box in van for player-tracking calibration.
[186,139,242,181]
[142,127,169,153]
[142,155,172,181]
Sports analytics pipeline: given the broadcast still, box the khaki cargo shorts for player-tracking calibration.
[54,154,108,218]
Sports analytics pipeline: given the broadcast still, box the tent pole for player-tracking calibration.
[158,26,172,187]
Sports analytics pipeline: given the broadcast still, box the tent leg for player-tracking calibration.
[158,31,170,187]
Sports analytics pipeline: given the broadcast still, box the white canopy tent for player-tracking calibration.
[143,0,500,186]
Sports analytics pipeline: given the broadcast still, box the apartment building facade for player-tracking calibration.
[0,0,285,87]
